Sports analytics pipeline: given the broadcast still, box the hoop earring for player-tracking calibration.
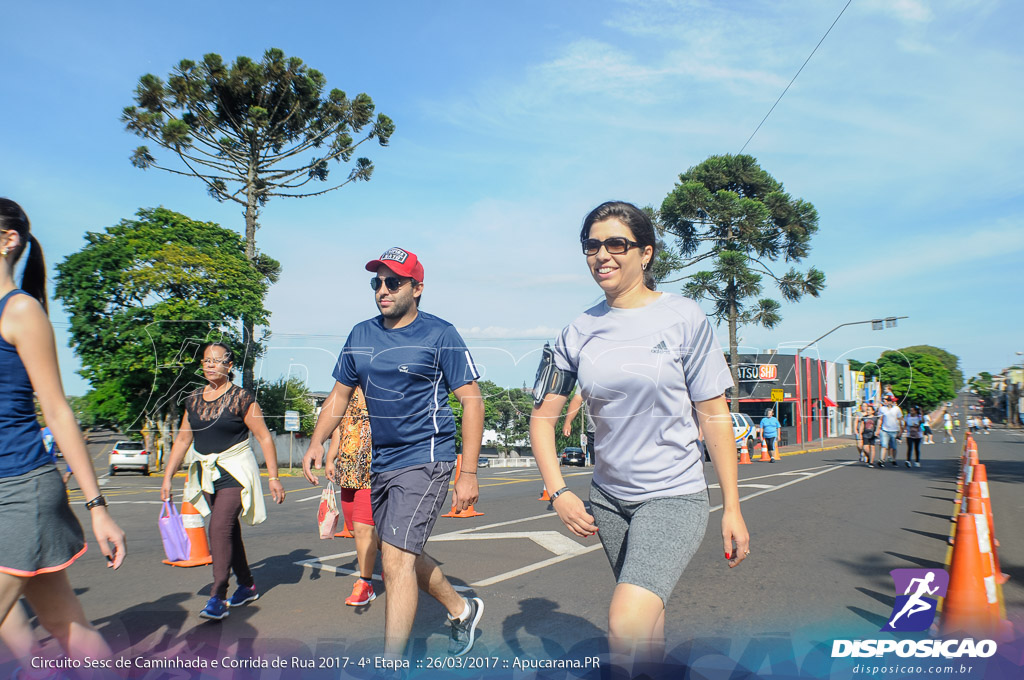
[642,261,648,271]
[1,248,7,257]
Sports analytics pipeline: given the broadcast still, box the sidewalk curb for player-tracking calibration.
[777,442,854,458]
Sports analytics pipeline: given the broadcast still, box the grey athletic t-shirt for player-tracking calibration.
[552,293,733,502]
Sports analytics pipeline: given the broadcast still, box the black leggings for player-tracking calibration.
[905,437,922,462]
[206,487,253,599]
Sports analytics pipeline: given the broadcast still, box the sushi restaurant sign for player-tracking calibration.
[738,364,778,381]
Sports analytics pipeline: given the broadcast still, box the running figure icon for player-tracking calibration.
[888,572,939,628]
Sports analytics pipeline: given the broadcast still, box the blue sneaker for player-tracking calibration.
[199,597,229,620]
[228,584,259,607]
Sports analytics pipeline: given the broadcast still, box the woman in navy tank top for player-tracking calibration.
[0,199,126,669]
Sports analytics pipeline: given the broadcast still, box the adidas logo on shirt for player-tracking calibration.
[651,340,669,354]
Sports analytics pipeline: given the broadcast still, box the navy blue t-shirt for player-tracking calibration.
[333,311,480,472]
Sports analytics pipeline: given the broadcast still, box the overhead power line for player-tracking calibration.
[739,0,855,154]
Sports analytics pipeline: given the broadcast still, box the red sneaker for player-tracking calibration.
[345,579,376,606]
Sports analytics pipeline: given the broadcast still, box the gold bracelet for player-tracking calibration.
[268,476,280,481]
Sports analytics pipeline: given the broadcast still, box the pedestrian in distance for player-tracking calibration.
[903,406,924,468]
[943,411,955,443]
[860,404,879,467]
[529,201,749,672]
[758,408,781,462]
[876,395,903,466]
[301,247,485,660]
[41,425,73,484]
[921,409,935,445]
[160,342,286,621]
[982,416,991,434]
[0,199,126,668]
[325,386,380,607]
[853,403,866,461]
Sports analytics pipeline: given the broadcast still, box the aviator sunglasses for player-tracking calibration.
[581,236,642,255]
[370,276,415,292]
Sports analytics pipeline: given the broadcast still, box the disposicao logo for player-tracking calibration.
[883,568,949,632]
[831,568,998,660]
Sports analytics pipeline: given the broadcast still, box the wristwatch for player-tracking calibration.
[84,495,107,510]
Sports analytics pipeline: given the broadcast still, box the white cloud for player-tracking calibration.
[535,39,661,94]
[863,0,934,24]
[827,219,1024,289]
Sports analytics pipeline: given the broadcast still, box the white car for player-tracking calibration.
[732,413,757,453]
[109,441,149,476]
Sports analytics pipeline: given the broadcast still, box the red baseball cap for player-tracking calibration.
[365,247,425,281]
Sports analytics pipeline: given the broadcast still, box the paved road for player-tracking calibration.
[13,428,1023,677]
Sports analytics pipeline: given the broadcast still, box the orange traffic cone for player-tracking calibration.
[956,448,978,493]
[738,439,752,465]
[953,481,982,527]
[758,438,771,462]
[972,464,1008,584]
[538,486,551,501]
[442,454,483,518]
[163,501,213,567]
[941,513,995,635]
[968,512,1006,631]
[334,513,355,538]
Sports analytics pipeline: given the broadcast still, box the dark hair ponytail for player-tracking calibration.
[21,234,48,313]
[0,198,47,312]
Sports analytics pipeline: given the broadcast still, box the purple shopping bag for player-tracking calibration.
[159,500,191,562]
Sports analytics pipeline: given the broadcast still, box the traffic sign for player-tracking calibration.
[284,410,300,432]
[771,389,784,402]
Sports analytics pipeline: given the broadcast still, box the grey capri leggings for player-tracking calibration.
[589,483,709,606]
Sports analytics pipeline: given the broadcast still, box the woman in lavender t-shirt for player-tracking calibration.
[530,201,750,668]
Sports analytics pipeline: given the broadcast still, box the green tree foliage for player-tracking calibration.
[485,384,536,456]
[53,208,277,441]
[660,154,825,411]
[446,380,576,457]
[255,376,317,436]
[640,205,684,287]
[66,395,98,430]
[122,48,395,389]
[968,371,994,398]
[876,350,956,411]
[900,345,963,391]
[848,358,879,380]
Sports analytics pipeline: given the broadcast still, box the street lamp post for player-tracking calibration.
[795,316,908,446]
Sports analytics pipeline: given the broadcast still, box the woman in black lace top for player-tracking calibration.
[161,342,284,620]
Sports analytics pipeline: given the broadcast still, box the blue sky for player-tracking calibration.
[3,0,1022,395]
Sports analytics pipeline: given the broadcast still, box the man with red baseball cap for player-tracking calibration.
[303,247,485,659]
[364,246,425,281]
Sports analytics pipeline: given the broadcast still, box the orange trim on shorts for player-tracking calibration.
[0,543,87,577]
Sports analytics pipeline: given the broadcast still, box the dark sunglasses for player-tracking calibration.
[370,276,414,292]
[581,236,641,255]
